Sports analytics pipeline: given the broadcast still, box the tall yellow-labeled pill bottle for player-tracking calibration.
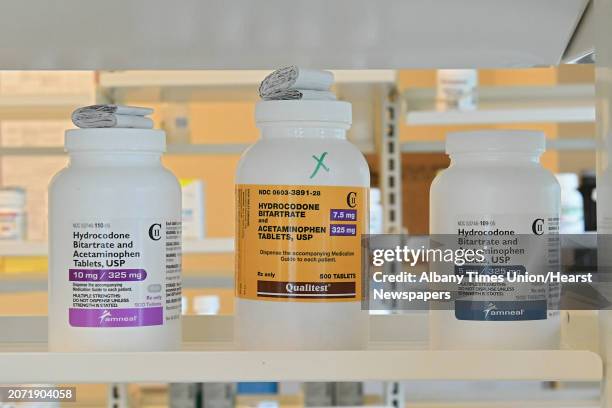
[235,100,370,350]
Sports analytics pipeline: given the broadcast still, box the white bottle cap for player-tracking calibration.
[255,100,352,128]
[446,130,545,155]
[65,128,166,152]
[556,173,580,190]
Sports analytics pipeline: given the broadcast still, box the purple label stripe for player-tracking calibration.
[330,209,357,221]
[69,269,147,282]
[330,224,357,236]
[69,307,163,327]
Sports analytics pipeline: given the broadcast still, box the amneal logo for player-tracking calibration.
[99,310,112,323]
[98,309,138,324]
[285,283,330,293]
[483,302,525,320]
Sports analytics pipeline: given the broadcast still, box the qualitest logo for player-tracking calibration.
[256,281,356,299]
[285,282,331,294]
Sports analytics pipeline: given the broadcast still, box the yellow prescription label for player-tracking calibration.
[235,184,368,302]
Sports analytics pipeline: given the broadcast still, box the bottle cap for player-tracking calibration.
[65,128,166,152]
[255,100,352,128]
[446,130,545,155]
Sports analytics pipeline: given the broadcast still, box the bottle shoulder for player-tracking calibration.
[432,163,560,196]
[50,164,180,193]
[435,163,558,183]
[237,138,369,186]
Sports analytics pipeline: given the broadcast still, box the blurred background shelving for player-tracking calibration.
[404,84,595,125]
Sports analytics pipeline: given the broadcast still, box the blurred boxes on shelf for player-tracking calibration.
[0,71,94,96]
[0,257,47,274]
[1,156,68,241]
[334,382,364,406]
[403,153,449,234]
[367,152,450,235]
[181,179,205,240]
[0,120,70,147]
[0,71,95,247]
[303,383,334,407]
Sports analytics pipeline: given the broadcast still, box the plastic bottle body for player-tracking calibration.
[429,132,560,350]
[49,130,182,352]
[235,125,370,350]
[369,188,384,235]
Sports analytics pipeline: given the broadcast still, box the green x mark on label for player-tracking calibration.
[310,152,330,179]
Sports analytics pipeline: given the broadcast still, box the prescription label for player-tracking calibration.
[67,218,182,327]
[452,213,560,321]
[235,184,368,302]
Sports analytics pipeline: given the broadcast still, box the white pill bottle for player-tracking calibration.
[429,130,560,350]
[49,129,182,351]
[235,100,370,350]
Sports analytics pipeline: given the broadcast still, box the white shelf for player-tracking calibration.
[401,138,597,153]
[100,70,397,88]
[0,144,251,156]
[0,238,234,257]
[0,147,66,156]
[99,70,396,103]
[405,85,596,125]
[0,0,587,69]
[0,315,602,383]
[0,94,92,109]
[0,348,600,384]
[407,106,596,126]
[0,94,93,117]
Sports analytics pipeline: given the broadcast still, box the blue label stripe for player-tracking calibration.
[455,300,548,321]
